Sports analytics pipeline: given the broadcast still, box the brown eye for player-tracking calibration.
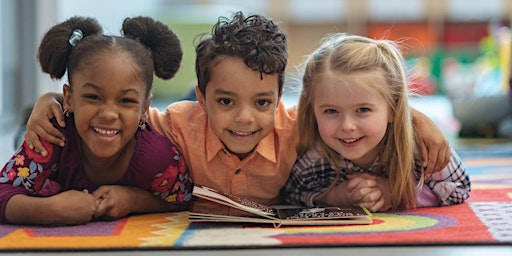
[218,98,233,105]
[83,94,100,101]
[120,98,137,104]
[256,99,271,107]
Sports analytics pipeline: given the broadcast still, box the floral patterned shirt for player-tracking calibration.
[0,115,193,223]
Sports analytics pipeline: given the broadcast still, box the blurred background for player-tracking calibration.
[1,0,512,161]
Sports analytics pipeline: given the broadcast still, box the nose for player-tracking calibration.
[234,105,255,124]
[340,115,356,131]
[98,103,119,120]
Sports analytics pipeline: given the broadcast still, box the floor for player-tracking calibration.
[2,245,511,256]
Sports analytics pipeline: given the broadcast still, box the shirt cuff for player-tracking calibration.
[416,185,440,208]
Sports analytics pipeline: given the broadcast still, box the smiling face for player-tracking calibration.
[197,56,280,159]
[64,51,148,161]
[313,70,392,169]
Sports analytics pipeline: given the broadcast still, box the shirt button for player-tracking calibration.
[234,169,241,174]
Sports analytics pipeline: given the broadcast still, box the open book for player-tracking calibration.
[189,186,373,227]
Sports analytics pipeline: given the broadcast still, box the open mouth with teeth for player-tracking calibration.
[342,137,363,143]
[93,127,120,136]
[229,130,256,136]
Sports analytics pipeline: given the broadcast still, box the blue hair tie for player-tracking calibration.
[69,29,83,47]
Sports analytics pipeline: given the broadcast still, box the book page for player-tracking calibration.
[276,206,370,220]
[191,198,262,217]
[192,186,277,218]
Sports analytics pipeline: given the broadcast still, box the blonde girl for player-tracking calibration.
[282,33,470,212]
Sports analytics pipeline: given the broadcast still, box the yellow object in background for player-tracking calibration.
[499,26,511,93]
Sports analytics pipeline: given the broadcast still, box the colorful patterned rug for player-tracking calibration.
[1,157,511,251]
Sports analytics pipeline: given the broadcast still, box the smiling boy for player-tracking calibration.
[148,12,295,204]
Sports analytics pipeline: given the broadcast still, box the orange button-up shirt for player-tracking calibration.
[148,101,297,205]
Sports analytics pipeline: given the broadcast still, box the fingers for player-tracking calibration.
[432,146,451,173]
[25,103,66,152]
[419,141,429,172]
[360,198,383,212]
[40,123,66,146]
[360,196,391,212]
[346,173,377,192]
[358,188,382,203]
[421,139,441,176]
[91,186,109,199]
[94,198,109,218]
[422,141,451,176]
[92,187,110,218]
[349,180,380,204]
[50,104,66,128]
[24,130,47,156]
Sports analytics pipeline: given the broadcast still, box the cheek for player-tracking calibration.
[363,118,388,137]
[316,118,336,138]
[259,111,276,130]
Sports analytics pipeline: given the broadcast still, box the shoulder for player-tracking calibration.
[167,101,206,127]
[294,147,330,170]
[149,101,204,124]
[132,123,182,171]
[167,100,202,115]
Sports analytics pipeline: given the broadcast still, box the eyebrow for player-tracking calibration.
[318,102,376,108]
[81,83,141,95]
[213,88,276,97]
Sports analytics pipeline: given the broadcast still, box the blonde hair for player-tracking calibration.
[297,33,422,210]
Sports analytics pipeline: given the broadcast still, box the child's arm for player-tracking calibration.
[92,185,190,220]
[424,148,471,206]
[4,189,98,225]
[412,108,451,175]
[25,92,66,156]
[0,135,98,225]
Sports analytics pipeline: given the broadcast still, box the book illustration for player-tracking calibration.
[277,206,367,220]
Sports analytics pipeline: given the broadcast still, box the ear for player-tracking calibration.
[196,86,207,113]
[62,84,73,112]
[141,94,152,121]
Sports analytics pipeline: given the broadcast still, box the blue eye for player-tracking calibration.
[357,107,371,113]
[324,109,338,114]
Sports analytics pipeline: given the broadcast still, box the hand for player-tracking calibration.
[49,189,98,225]
[92,185,136,220]
[345,173,391,212]
[319,173,382,211]
[412,108,451,175]
[25,92,66,156]
[352,174,392,212]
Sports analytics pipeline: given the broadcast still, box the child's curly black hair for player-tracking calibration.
[195,11,287,95]
[38,16,182,99]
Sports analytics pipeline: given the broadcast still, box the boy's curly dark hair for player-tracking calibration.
[195,11,287,95]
